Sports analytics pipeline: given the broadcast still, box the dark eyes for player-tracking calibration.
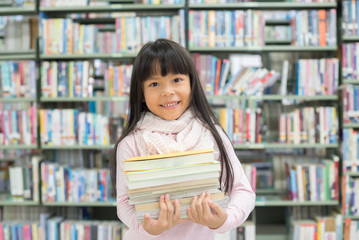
[149,82,159,87]
[147,78,182,87]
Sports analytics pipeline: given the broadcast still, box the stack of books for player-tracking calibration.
[123,149,228,222]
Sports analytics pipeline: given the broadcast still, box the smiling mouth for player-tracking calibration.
[161,101,180,107]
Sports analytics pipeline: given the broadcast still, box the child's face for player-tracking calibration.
[143,72,191,121]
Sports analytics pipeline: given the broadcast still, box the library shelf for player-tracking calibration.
[188,2,336,10]
[264,40,292,45]
[189,46,337,52]
[342,79,359,85]
[265,19,291,25]
[256,189,286,195]
[40,53,137,60]
[0,50,37,60]
[233,143,338,150]
[42,201,117,207]
[0,97,36,103]
[40,95,338,103]
[0,145,38,150]
[256,225,288,240]
[255,195,338,207]
[40,96,128,102]
[343,123,359,129]
[0,158,16,162]
[0,6,36,16]
[40,145,115,150]
[257,234,287,240]
[207,95,338,101]
[39,3,185,13]
[342,35,359,42]
[344,172,359,177]
[0,194,39,206]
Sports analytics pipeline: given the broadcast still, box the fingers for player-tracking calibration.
[195,192,206,219]
[164,194,174,226]
[173,199,181,222]
[208,199,226,217]
[142,213,153,230]
[157,194,168,223]
[189,195,199,222]
[202,192,212,216]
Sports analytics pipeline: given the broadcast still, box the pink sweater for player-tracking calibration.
[116,127,256,240]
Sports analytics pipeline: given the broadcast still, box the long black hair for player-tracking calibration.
[110,39,234,195]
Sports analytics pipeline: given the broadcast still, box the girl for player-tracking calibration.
[111,39,255,239]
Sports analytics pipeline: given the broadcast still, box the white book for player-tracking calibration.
[125,162,220,182]
[127,170,220,190]
[82,61,89,97]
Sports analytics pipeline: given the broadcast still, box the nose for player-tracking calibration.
[161,85,175,96]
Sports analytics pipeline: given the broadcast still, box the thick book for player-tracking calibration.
[123,148,215,172]
[127,171,220,190]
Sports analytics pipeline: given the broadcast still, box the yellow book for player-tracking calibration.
[123,148,215,172]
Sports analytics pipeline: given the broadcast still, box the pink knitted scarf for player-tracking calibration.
[133,109,214,156]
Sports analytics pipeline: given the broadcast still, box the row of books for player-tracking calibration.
[242,163,256,192]
[193,54,280,96]
[0,106,37,146]
[4,155,41,201]
[279,106,338,145]
[342,128,359,172]
[0,17,35,52]
[41,61,94,98]
[0,61,36,98]
[0,218,124,240]
[0,150,28,160]
[292,207,343,240]
[342,0,359,36]
[295,58,338,96]
[1,0,35,6]
[123,149,227,222]
[40,19,113,55]
[39,12,185,55]
[344,218,359,240]
[40,0,184,6]
[342,176,359,217]
[114,12,185,53]
[215,107,263,144]
[103,64,132,97]
[41,161,113,203]
[342,85,359,124]
[192,54,230,96]
[40,0,87,6]
[291,216,340,240]
[188,9,336,47]
[342,43,359,80]
[189,0,335,2]
[39,109,111,146]
[285,158,339,202]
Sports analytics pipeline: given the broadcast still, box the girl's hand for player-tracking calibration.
[142,194,189,235]
[187,192,228,229]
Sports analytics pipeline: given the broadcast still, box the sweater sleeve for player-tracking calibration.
[213,126,256,234]
[116,134,166,239]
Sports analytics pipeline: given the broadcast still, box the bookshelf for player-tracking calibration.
[0,0,346,239]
